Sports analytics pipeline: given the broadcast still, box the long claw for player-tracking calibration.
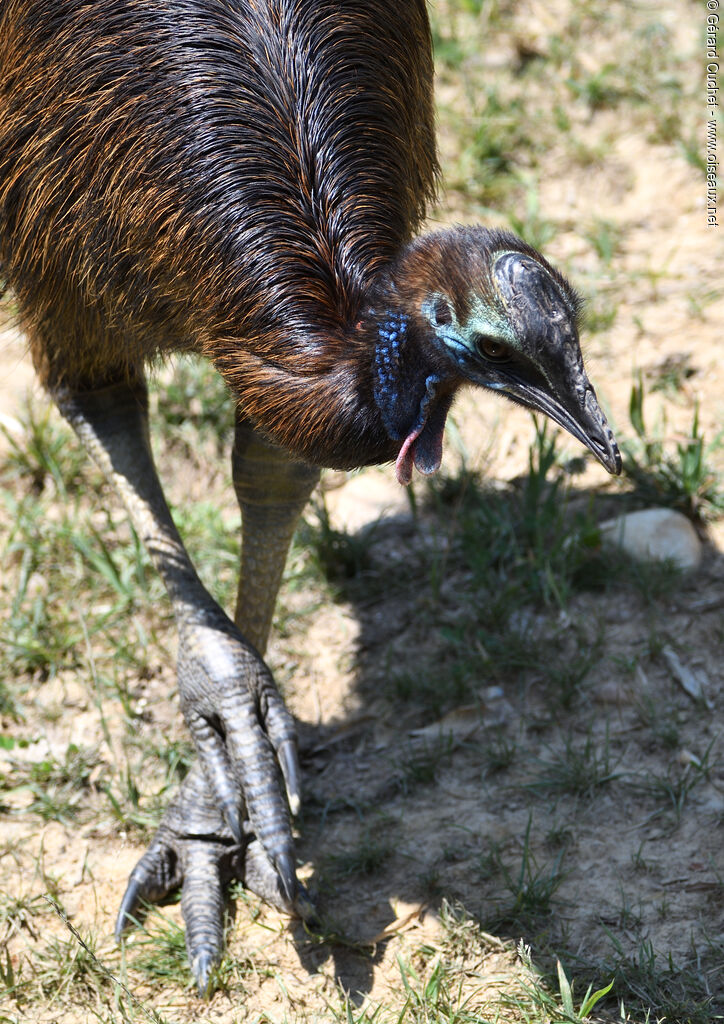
[191,948,219,997]
[273,849,298,905]
[278,738,302,816]
[115,837,181,940]
[224,801,243,845]
[245,839,316,921]
[115,877,143,940]
[180,839,226,995]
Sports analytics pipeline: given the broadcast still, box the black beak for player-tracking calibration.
[501,380,622,475]
[489,249,621,474]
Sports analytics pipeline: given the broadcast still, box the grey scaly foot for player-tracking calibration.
[55,382,319,990]
[116,763,313,993]
[177,613,302,893]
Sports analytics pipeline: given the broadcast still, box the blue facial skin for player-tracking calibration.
[372,282,526,452]
[373,312,408,440]
[421,292,516,370]
[373,313,406,406]
[373,311,444,443]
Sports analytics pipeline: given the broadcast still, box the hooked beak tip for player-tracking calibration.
[500,380,622,475]
[587,431,622,475]
[581,388,621,475]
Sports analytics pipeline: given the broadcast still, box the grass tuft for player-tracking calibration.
[622,376,724,521]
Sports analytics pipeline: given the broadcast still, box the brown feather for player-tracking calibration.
[0,0,437,464]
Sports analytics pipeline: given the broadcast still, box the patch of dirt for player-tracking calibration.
[0,319,36,450]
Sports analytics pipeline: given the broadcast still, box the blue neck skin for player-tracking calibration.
[372,311,442,442]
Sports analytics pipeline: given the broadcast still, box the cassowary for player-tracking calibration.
[0,0,620,991]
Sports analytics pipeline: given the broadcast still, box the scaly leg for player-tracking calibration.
[231,415,321,655]
[55,381,318,991]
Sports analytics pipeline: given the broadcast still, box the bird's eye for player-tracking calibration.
[475,335,511,361]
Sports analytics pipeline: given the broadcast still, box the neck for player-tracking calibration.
[373,310,414,436]
[211,307,456,479]
[212,319,396,471]
[370,308,458,483]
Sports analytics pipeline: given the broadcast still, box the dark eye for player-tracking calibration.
[475,335,511,361]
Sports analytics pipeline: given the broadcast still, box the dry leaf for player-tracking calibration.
[662,645,712,708]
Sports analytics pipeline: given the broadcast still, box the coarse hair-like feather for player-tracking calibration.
[0,0,438,464]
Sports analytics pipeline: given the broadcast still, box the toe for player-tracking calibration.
[115,835,181,938]
[180,841,228,995]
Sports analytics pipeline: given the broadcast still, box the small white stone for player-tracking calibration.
[598,508,702,570]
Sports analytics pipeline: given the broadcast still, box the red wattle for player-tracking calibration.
[395,426,422,485]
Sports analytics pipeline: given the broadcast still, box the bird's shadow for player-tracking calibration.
[258,460,664,1005]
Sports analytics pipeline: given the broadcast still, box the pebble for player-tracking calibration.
[598,507,702,570]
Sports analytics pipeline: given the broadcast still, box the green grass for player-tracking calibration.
[583,219,624,267]
[568,937,721,1024]
[395,737,457,794]
[631,739,719,825]
[501,946,615,1024]
[5,743,101,825]
[322,901,621,1024]
[123,910,193,991]
[526,730,621,800]
[0,399,90,496]
[622,376,724,521]
[302,410,711,743]
[151,355,235,450]
[482,818,568,936]
[299,494,377,588]
[644,354,697,397]
[508,187,557,250]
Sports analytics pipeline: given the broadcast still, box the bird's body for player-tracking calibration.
[1,0,437,468]
[0,0,620,991]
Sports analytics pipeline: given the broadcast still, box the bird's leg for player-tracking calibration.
[231,415,321,656]
[54,380,317,992]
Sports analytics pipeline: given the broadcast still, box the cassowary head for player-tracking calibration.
[369,226,621,484]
